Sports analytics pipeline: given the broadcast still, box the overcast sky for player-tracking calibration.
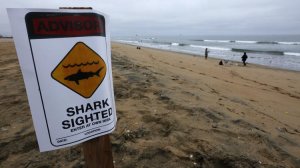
[1,0,300,36]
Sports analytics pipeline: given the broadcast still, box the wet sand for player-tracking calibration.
[0,40,300,168]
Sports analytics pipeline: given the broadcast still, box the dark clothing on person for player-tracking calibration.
[219,60,223,65]
[205,48,208,59]
[241,52,248,66]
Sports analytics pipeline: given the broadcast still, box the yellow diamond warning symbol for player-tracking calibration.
[51,42,106,98]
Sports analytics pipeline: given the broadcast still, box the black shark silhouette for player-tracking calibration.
[64,68,103,85]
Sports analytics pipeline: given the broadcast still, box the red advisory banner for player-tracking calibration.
[26,13,105,39]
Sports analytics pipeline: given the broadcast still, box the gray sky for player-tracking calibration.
[1,0,300,36]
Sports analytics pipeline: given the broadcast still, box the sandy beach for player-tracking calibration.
[1,40,300,167]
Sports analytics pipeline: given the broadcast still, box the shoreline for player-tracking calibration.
[113,41,300,73]
[2,37,299,73]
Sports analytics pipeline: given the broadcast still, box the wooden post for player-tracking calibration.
[83,135,114,168]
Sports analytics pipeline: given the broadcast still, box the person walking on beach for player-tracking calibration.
[205,48,209,59]
[241,52,248,66]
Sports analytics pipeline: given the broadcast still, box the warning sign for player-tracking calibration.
[52,42,107,98]
[7,9,117,152]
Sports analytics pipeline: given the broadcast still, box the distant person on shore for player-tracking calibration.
[219,60,223,65]
[241,52,248,66]
[205,48,209,59]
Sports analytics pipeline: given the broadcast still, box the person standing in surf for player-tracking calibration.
[241,52,248,66]
[205,48,209,59]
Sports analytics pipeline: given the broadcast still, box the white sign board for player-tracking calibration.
[7,8,117,152]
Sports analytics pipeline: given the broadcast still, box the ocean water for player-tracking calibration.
[113,35,300,71]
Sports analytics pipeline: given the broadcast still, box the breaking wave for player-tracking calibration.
[116,40,139,44]
[190,45,231,51]
[192,39,300,45]
[231,48,284,55]
[284,52,300,57]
